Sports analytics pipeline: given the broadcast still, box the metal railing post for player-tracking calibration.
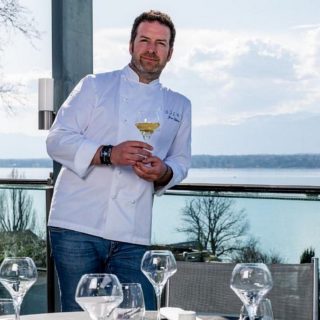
[312,257,319,320]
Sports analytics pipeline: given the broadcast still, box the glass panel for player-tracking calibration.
[0,184,49,314]
[153,191,320,263]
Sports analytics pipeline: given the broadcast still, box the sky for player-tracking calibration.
[0,0,320,158]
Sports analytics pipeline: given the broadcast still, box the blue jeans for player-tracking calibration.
[49,227,156,312]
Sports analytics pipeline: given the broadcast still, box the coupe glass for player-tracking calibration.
[0,257,38,320]
[230,263,273,320]
[141,250,177,320]
[135,109,160,141]
[239,298,274,320]
[115,283,145,320]
[75,273,123,320]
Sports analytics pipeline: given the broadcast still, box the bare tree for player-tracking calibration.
[0,0,39,40]
[178,194,249,257]
[0,169,36,232]
[231,237,284,264]
[0,0,40,109]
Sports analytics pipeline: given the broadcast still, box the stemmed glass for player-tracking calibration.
[141,250,177,320]
[75,273,123,320]
[0,257,38,320]
[135,108,160,141]
[230,263,273,320]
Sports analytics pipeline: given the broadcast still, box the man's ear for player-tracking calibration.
[129,42,133,55]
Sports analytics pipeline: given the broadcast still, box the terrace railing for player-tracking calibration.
[0,177,320,316]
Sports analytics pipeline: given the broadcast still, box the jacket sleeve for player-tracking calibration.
[46,75,100,178]
[155,96,192,195]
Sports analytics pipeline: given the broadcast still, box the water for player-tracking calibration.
[76,296,123,319]
[0,167,52,180]
[1,166,319,186]
[184,168,320,186]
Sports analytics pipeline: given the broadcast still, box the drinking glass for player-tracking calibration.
[135,109,160,141]
[239,298,274,320]
[141,250,177,320]
[0,298,15,320]
[230,263,273,320]
[75,273,123,320]
[115,283,145,320]
[0,257,38,320]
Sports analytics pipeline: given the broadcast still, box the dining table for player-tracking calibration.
[20,311,237,320]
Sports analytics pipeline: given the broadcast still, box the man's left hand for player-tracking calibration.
[132,156,167,182]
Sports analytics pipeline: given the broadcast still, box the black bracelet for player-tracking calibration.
[100,145,113,166]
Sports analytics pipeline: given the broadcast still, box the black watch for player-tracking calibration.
[100,145,113,166]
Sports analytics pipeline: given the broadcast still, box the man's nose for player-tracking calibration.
[146,42,156,53]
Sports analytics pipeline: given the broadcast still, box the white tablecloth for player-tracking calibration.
[21,312,87,320]
[21,311,158,320]
[20,311,234,320]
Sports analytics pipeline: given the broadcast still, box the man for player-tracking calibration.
[46,10,191,311]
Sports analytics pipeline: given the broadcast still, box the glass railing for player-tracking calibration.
[153,184,320,264]
[0,179,319,315]
[0,178,53,314]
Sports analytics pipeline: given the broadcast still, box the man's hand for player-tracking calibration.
[132,156,169,183]
[111,141,153,166]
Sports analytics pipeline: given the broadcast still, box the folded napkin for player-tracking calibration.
[160,307,198,320]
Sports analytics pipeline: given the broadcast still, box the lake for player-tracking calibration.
[1,166,320,263]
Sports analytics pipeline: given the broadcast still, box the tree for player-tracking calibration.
[232,237,284,264]
[0,169,46,266]
[177,194,249,257]
[0,0,40,109]
[0,168,36,232]
[300,247,315,264]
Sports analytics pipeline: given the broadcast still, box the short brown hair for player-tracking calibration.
[130,10,176,49]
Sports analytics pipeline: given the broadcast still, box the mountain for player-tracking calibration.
[0,133,48,159]
[1,112,319,159]
[192,112,320,155]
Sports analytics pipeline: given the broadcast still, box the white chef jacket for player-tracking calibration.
[46,65,191,245]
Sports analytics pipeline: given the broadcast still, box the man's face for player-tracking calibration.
[129,21,173,83]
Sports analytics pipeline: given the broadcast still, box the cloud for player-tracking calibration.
[2,24,320,142]
[93,28,130,72]
[230,40,296,80]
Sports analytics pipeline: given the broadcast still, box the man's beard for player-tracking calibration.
[131,52,167,82]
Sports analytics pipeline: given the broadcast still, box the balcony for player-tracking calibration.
[0,177,319,317]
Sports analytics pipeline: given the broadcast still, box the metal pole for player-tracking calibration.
[49,0,93,311]
[312,257,319,320]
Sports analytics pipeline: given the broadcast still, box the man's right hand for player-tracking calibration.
[110,141,153,166]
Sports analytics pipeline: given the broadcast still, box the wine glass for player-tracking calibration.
[135,108,160,141]
[141,250,177,320]
[239,298,274,320]
[230,263,273,320]
[115,283,145,320]
[75,273,123,320]
[0,257,38,320]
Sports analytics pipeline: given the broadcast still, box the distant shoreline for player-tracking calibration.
[1,154,320,169]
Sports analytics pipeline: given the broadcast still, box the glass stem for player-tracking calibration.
[155,286,162,320]
[156,293,161,320]
[13,300,21,320]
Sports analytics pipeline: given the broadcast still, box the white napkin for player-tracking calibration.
[160,307,198,320]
